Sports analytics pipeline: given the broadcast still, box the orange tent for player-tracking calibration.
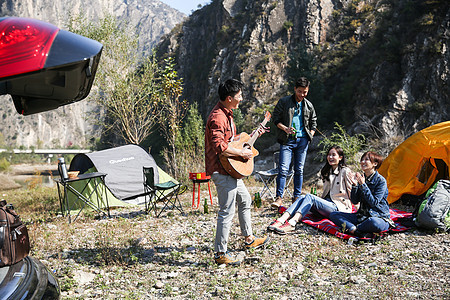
[379,121,450,204]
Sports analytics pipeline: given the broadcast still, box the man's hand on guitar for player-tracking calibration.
[219,111,270,178]
[240,147,253,160]
[250,124,270,137]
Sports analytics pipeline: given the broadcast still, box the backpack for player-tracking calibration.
[415,179,450,231]
[0,200,30,266]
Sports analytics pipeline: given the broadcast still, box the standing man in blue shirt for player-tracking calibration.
[271,77,317,209]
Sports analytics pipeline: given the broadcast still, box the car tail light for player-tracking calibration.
[0,17,102,115]
[0,17,59,78]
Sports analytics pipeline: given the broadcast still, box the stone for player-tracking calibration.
[167,272,178,278]
[154,281,164,289]
[73,270,96,286]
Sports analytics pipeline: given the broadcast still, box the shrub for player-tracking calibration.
[163,103,205,184]
[0,157,10,171]
[162,145,204,185]
[318,122,366,167]
[283,21,293,31]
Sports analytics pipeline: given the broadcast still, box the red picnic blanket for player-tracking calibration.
[300,208,413,241]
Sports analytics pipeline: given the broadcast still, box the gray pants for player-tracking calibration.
[212,173,253,253]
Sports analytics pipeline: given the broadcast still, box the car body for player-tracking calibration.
[0,256,60,299]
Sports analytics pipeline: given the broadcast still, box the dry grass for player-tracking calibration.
[1,181,449,299]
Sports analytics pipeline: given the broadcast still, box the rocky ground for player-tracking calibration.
[26,185,449,300]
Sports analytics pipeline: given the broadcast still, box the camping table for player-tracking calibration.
[55,172,110,223]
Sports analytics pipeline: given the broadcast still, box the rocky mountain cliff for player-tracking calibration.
[1,0,448,151]
[156,0,449,152]
[0,0,185,149]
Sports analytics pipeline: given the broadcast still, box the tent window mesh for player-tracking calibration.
[416,158,435,185]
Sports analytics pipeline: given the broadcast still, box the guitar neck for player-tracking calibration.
[246,118,269,147]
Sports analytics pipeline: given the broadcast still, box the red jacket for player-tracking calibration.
[205,102,236,176]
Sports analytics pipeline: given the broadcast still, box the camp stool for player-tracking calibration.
[189,172,213,209]
[254,151,293,201]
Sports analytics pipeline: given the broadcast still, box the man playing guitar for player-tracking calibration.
[205,79,269,266]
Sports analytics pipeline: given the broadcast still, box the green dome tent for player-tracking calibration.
[64,144,178,211]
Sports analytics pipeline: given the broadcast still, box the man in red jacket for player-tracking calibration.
[205,79,269,266]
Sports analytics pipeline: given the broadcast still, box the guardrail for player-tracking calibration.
[0,149,91,163]
[0,149,91,154]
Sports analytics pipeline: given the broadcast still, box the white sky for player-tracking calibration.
[160,0,212,15]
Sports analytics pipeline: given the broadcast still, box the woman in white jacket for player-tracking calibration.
[268,145,354,235]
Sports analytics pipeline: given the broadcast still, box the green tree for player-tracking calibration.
[175,102,204,151]
[287,46,325,123]
[232,108,244,133]
[159,57,188,178]
[164,102,205,184]
[67,14,163,145]
[283,20,294,31]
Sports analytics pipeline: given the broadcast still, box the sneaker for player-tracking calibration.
[274,221,296,235]
[244,235,270,250]
[214,252,241,266]
[267,220,283,232]
[271,196,283,209]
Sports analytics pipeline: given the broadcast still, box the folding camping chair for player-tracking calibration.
[255,151,293,201]
[143,167,184,217]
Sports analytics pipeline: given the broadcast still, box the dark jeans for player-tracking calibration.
[276,137,309,198]
[329,211,390,233]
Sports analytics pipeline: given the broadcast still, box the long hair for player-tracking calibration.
[320,145,347,181]
[361,151,384,170]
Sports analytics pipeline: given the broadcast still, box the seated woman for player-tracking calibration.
[329,151,394,237]
[268,145,354,235]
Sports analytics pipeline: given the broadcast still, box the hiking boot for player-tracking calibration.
[271,196,283,209]
[214,252,241,266]
[244,235,270,250]
[354,229,374,239]
[267,220,283,232]
[274,221,296,235]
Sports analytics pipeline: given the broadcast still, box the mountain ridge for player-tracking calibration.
[0,0,185,149]
[156,0,449,152]
[0,0,448,152]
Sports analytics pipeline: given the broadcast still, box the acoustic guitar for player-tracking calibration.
[220,111,271,179]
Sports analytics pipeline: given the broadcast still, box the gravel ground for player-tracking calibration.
[27,187,450,300]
